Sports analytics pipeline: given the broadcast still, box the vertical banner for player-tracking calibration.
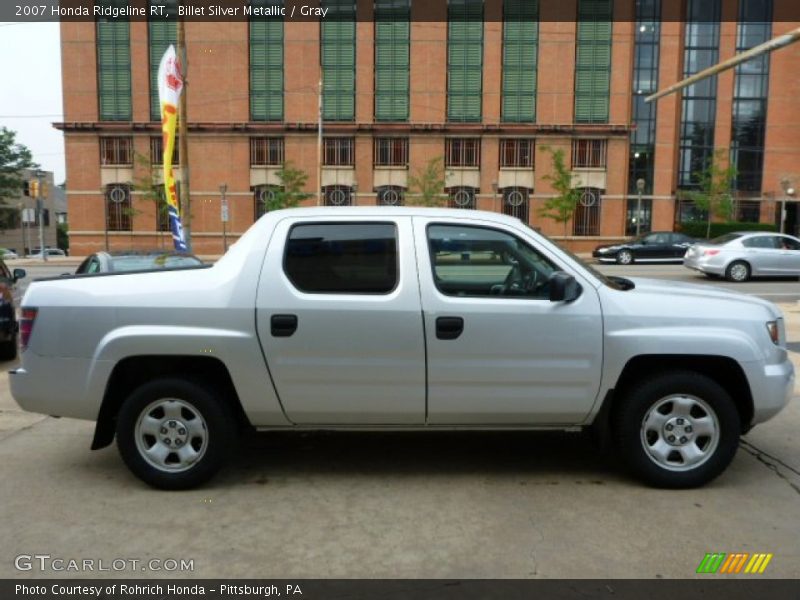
[157,45,188,252]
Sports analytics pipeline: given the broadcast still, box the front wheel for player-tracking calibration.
[613,371,740,488]
[116,378,237,490]
[616,250,634,265]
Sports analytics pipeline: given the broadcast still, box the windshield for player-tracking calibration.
[110,255,202,272]
[708,233,743,245]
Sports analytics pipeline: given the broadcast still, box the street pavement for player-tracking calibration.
[0,271,798,579]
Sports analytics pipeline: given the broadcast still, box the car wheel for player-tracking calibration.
[116,377,237,490]
[725,261,751,282]
[616,250,634,265]
[0,332,17,361]
[613,371,740,488]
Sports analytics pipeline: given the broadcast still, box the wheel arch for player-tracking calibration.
[91,355,252,450]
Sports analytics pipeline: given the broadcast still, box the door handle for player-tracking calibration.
[271,314,298,337]
[436,316,464,340]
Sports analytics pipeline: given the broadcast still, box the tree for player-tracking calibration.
[687,149,738,239]
[408,157,446,207]
[537,146,581,237]
[0,127,36,205]
[257,162,312,213]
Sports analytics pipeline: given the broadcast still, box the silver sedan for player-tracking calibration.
[683,231,800,282]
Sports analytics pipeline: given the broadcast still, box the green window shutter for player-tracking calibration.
[321,1,356,121]
[502,0,538,123]
[375,1,410,122]
[574,0,613,124]
[448,0,484,123]
[96,3,131,121]
[250,1,284,121]
[148,0,178,121]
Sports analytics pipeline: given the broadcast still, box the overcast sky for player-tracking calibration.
[0,22,65,183]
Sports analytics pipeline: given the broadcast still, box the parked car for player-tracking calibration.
[0,259,25,360]
[10,208,794,490]
[27,248,67,258]
[684,232,800,282]
[593,232,696,264]
[75,251,204,274]
[0,248,19,260]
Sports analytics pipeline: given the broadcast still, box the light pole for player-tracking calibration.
[219,183,228,252]
[35,170,47,262]
[780,178,795,234]
[635,178,646,237]
[491,181,499,213]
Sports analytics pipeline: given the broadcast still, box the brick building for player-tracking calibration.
[57,0,800,255]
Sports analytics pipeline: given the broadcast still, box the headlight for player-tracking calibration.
[766,320,780,345]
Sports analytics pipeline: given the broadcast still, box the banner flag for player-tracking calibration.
[157,45,187,252]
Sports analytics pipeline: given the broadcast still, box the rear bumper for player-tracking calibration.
[683,256,726,276]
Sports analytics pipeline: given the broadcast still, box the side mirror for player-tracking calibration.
[549,272,581,303]
[12,268,26,282]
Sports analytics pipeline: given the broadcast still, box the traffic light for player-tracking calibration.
[29,180,39,198]
[40,182,48,198]
[22,181,29,196]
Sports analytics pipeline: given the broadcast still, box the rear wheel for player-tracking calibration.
[725,260,751,282]
[116,377,237,490]
[616,249,634,265]
[613,371,740,488]
[0,332,17,361]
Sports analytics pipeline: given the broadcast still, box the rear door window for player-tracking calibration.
[284,223,398,294]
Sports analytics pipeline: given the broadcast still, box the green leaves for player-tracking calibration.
[537,146,581,236]
[0,127,36,206]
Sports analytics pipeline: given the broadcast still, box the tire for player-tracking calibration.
[616,249,634,265]
[116,377,237,490]
[0,332,17,361]
[613,371,740,488]
[725,260,751,282]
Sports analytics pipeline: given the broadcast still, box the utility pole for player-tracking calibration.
[220,183,228,252]
[177,12,192,250]
[36,170,46,262]
[317,75,323,206]
[636,178,646,237]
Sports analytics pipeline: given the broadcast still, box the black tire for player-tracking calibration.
[0,332,17,361]
[725,260,751,282]
[613,371,740,488]
[116,377,237,490]
[616,249,634,265]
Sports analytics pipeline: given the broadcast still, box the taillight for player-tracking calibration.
[19,308,37,352]
[703,249,720,256]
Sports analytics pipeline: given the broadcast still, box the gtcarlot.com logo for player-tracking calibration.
[696,552,773,574]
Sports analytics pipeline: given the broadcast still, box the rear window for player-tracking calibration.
[284,223,398,294]
[110,255,202,272]
[709,233,743,245]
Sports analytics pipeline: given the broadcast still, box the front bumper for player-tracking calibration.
[748,357,795,425]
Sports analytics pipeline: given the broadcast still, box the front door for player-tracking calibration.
[256,217,426,424]
[414,218,604,425]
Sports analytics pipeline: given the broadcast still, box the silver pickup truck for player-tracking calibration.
[10,208,794,490]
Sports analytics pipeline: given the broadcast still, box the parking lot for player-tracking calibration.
[0,263,798,579]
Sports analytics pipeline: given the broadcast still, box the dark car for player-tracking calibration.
[592,232,696,265]
[75,251,204,274]
[0,259,26,360]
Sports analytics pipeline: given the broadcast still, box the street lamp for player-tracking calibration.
[779,178,795,234]
[219,183,228,252]
[35,170,47,262]
[491,181,499,213]
[635,178,646,237]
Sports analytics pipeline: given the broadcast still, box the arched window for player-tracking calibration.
[376,186,404,206]
[106,184,131,232]
[573,187,602,236]
[502,187,530,223]
[448,186,477,210]
[323,185,353,207]
[254,185,283,220]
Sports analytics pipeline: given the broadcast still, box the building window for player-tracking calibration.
[323,185,354,206]
[736,200,761,223]
[373,138,408,167]
[502,187,530,223]
[148,0,178,121]
[572,139,607,168]
[574,0,613,124]
[323,138,355,166]
[679,0,721,188]
[447,0,483,123]
[445,138,481,168]
[250,0,284,121]
[628,0,660,195]
[675,196,708,225]
[254,185,282,219]
[250,137,285,166]
[731,0,772,192]
[284,223,399,294]
[375,0,410,121]
[573,188,602,236]
[626,198,652,235]
[100,137,133,166]
[499,139,534,168]
[502,0,538,123]
[448,186,477,209]
[106,184,132,231]
[321,0,356,121]
[156,187,171,232]
[149,136,179,165]
[96,2,132,121]
[377,186,404,206]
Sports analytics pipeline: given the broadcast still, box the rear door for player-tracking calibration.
[255,216,426,424]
